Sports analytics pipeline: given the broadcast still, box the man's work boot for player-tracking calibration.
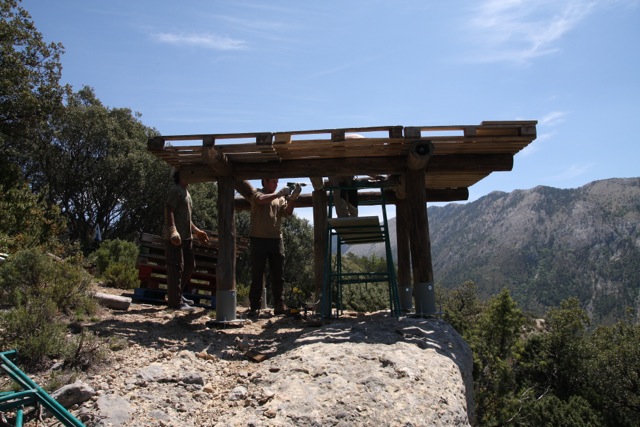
[274,301,287,315]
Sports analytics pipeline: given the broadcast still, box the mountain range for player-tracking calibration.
[346,177,640,324]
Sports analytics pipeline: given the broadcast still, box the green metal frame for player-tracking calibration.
[321,182,401,318]
[0,350,86,427]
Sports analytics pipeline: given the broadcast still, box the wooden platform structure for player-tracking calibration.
[147,121,537,318]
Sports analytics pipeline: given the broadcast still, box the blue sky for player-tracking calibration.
[23,0,640,223]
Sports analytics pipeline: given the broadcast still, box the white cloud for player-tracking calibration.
[517,111,565,156]
[154,32,246,50]
[466,0,598,64]
[548,163,596,182]
[539,111,567,126]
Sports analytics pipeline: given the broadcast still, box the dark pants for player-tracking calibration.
[165,239,195,308]
[249,237,285,311]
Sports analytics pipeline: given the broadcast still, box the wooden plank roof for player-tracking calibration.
[147,121,537,202]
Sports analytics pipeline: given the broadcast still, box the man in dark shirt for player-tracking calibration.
[164,170,209,310]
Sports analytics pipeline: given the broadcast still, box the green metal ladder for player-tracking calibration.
[0,350,86,427]
[321,182,401,318]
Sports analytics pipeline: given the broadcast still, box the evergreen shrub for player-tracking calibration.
[91,239,139,289]
[0,249,100,369]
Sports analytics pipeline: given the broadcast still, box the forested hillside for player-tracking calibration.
[349,178,640,324]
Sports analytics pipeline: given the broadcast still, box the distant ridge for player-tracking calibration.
[346,177,640,324]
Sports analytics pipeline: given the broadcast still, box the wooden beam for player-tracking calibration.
[234,188,469,211]
[423,187,469,202]
[233,188,469,210]
[426,154,513,172]
[232,156,407,179]
[180,153,514,181]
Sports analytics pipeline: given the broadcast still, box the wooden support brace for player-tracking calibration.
[274,133,292,144]
[203,135,215,147]
[235,179,255,201]
[404,127,422,139]
[148,137,166,151]
[389,126,403,139]
[256,133,273,145]
[310,177,324,191]
[394,174,406,200]
[202,146,232,175]
[331,130,346,142]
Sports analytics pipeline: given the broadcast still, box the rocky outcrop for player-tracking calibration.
[67,306,474,427]
[220,316,474,427]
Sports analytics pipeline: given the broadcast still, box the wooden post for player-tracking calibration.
[406,168,436,315]
[216,176,237,321]
[395,196,412,311]
[312,188,328,311]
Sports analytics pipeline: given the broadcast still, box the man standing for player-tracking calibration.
[164,170,209,310]
[248,178,301,316]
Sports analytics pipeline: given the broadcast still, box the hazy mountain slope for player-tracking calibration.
[346,178,640,323]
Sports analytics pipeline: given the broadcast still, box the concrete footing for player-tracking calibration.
[414,282,437,316]
[216,289,237,322]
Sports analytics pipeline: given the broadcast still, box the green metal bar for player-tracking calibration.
[321,190,336,318]
[16,408,24,427]
[0,389,38,410]
[336,238,343,315]
[0,351,86,427]
[324,183,402,318]
[380,189,400,317]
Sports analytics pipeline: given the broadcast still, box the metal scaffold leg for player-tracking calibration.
[0,350,86,427]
